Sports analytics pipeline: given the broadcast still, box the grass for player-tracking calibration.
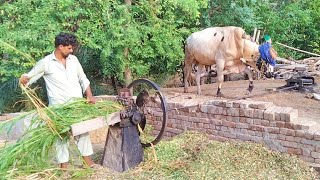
[89,131,317,180]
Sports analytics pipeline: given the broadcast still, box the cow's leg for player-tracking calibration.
[183,47,194,93]
[196,64,205,95]
[216,61,224,97]
[243,66,254,95]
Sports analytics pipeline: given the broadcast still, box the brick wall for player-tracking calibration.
[146,98,320,166]
[1,95,319,166]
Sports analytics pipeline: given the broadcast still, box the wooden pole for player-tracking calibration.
[275,42,320,57]
[255,30,260,43]
[253,28,257,41]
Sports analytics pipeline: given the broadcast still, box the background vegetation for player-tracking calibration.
[1,0,319,112]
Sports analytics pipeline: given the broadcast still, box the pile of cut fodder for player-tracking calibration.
[91,131,318,180]
[0,86,123,178]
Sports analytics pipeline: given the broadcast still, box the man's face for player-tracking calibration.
[59,45,74,58]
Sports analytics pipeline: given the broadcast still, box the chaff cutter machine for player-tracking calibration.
[71,79,168,172]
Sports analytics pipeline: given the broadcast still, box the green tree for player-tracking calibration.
[0,0,207,112]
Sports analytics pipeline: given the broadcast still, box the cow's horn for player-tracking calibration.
[240,58,247,63]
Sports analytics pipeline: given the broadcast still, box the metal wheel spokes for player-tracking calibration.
[127,78,168,148]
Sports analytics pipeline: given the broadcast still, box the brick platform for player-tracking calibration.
[144,96,320,166]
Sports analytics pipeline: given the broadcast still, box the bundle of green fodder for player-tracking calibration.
[0,86,122,177]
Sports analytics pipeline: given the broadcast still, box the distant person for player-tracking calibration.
[258,35,278,78]
[19,32,101,170]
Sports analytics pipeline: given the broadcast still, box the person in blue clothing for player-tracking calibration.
[257,35,278,78]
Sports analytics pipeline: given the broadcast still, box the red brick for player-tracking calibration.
[210,119,222,126]
[236,123,249,129]
[287,148,302,155]
[280,129,295,136]
[261,120,270,126]
[208,135,228,142]
[299,155,315,163]
[249,125,265,131]
[265,127,280,134]
[263,105,277,121]
[276,121,285,128]
[284,122,294,129]
[311,152,320,159]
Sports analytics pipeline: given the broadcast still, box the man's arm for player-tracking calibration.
[19,60,46,86]
[75,57,96,103]
[85,86,96,104]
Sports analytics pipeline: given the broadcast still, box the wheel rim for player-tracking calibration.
[127,78,168,148]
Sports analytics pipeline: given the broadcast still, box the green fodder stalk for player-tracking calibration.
[0,86,123,178]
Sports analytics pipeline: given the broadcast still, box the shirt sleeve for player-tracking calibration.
[25,59,46,86]
[76,58,90,93]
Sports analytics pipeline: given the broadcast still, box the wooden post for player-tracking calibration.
[256,30,261,43]
[253,28,257,41]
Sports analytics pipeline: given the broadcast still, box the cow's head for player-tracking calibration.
[241,39,260,69]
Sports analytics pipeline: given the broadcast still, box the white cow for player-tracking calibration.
[183,26,260,96]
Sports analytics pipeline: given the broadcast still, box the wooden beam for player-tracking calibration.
[71,112,121,136]
[276,42,320,57]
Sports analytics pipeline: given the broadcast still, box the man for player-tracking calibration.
[19,32,99,169]
[258,35,278,78]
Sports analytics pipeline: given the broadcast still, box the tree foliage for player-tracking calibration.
[200,0,320,59]
[0,0,207,83]
[0,0,319,112]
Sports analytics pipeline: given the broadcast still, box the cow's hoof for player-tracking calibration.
[216,92,224,98]
[245,89,251,96]
[184,89,188,93]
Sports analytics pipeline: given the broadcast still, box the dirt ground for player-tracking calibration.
[162,76,320,121]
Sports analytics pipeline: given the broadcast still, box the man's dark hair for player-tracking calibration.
[54,32,78,48]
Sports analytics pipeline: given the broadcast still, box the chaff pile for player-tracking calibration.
[0,86,122,177]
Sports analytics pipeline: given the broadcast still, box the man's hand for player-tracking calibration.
[19,75,29,86]
[86,96,96,104]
